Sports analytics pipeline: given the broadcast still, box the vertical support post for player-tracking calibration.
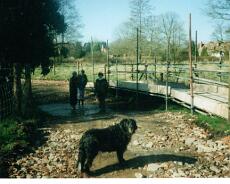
[154,56,157,80]
[145,64,148,81]
[116,59,118,98]
[194,30,198,77]
[53,60,56,75]
[189,13,194,114]
[107,40,110,84]
[136,28,139,104]
[228,77,230,122]
[91,37,95,83]
[77,60,80,74]
[54,37,57,75]
[125,59,127,81]
[104,64,107,80]
[229,50,230,63]
[166,49,169,112]
[131,61,134,81]
[219,52,223,82]
[195,30,198,64]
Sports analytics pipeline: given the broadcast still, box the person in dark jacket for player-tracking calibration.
[78,70,88,106]
[69,71,78,110]
[95,72,108,112]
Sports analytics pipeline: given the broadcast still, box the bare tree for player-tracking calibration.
[59,0,83,42]
[160,12,186,63]
[144,15,162,56]
[206,0,230,20]
[129,0,152,62]
[114,21,134,40]
[211,21,226,41]
[130,0,152,32]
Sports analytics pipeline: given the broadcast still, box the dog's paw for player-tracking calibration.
[77,163,82,172]
[80,172,90,178]
[119,160,126,168]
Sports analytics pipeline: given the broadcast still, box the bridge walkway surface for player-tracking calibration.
[108,80,228,119]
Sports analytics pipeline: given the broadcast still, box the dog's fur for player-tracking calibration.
[77,118,137,174]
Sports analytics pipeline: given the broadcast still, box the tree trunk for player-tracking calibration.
[14,63,22,115]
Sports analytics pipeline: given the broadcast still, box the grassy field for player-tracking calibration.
[32,59,229,84]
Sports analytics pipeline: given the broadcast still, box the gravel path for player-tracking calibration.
[8,106,230,178]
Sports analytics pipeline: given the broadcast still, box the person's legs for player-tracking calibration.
[101,97,105,112]
[80,88,85,106]
[98,95,105,112]
[70,92,77,110]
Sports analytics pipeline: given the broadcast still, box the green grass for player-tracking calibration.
[195,114,230,136]
[32,59,229,84]
[0,118,28,155]
[32,62,108,81]
[165,101,230,136]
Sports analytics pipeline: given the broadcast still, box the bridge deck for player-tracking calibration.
[108,80,228,119]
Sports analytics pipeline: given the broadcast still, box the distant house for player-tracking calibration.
[198,41,230,58]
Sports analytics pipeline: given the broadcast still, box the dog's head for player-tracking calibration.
[119,118,137,135]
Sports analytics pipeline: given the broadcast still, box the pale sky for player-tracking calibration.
[77,0,214,43]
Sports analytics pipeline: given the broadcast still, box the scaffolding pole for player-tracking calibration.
[189,13,194,114]
[229,77,230,122]
[136,28,139,104]
[91,37,95,83]
[166,49,169,111]
[116,59,118,98]
[107,40,110,83]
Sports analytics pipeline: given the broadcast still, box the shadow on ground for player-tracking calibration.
[91,154,197,176]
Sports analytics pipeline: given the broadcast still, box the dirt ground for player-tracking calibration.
[8,80,230,178]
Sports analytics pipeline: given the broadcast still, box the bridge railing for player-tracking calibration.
[108,60,229,85]
[107,59,229,119]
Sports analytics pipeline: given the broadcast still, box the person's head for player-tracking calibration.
[81,70,85,74]
[98,72,103,78]
[72,71,77,77]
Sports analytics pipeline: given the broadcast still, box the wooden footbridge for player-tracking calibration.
[99,60,230,120]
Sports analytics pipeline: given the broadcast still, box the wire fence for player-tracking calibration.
[0,81,14,120]
[0,65,14,120]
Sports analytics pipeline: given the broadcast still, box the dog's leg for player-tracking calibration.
[84,152,98,174]
[116,149,125,165]
[77,148,86,172]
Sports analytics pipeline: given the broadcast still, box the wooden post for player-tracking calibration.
[136,28,139,103]
[53,60,56,75]
[91,37,95,83]
[131,61,134,81]
[107,40,110,83]
[228,78,230,122]
[77,61,80,74]
[154,56,157,80]
[104,64,107,80]
[229,50,230,63]
[195,30,198,64]
[194,30,198,78]
[116,59,118,98]
[125,59,127,81]
[145,64,148,81]
[219,52,223,82]
[189,13,194,114]
[166,48,169,111]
